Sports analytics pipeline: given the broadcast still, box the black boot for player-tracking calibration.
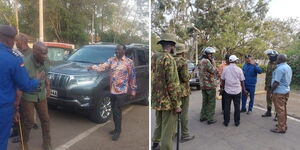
[262,107,272,117]
[152,143,160,150]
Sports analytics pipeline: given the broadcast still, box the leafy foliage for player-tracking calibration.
[0,0,149,46]
[151,0,299,62]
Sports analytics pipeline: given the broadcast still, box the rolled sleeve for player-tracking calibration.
[274,68,284,83]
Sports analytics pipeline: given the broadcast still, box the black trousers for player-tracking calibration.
[111,94,127,133]
[223,91,241,124]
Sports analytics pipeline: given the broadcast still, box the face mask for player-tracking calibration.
[269,55,277,62]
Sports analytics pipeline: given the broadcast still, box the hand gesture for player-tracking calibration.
[243,90,249,97]
[46,88,51,98]
[219,89,224,96]
[14,111,20,123]
[175,107,182,114]
[36,71,46,80]
[87,65,94,71]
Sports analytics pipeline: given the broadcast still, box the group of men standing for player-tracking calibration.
[0,24,52,150]
[151,33,195,150]
[151,32,293,150]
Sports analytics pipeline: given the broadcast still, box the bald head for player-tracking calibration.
[33,42,48,63]
[276,54,287,64]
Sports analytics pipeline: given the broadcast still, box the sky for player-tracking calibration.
[267,0,300,20]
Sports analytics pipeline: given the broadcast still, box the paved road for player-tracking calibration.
[8,104,149,150]
[151,89,300,150]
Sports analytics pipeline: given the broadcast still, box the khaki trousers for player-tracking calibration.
[272,93,289,131]
[20,99,51,146]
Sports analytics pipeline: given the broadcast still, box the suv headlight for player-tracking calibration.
[76,75,98,85]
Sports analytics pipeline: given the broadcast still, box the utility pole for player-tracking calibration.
[39,0,44,41]
[192,26,201,64]
[15,0,19,33]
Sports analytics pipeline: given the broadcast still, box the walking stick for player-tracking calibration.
[176,113,180,150]
[18,119,25,150]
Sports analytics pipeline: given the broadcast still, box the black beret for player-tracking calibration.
[0,25,17,38]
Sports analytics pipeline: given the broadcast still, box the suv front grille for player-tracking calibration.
[48,73,71,88]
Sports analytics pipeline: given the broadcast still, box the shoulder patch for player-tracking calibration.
[12,50,21,57]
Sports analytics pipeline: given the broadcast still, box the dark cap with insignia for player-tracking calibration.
[0,25,17,38]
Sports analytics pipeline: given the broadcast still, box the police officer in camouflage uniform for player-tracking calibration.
[199,47,219,124]
[151,33,181,150]
[262,49,279,118]
[173,43,195,142]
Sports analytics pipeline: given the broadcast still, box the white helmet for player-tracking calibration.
[264,49,278,56]
[202,47,216,55]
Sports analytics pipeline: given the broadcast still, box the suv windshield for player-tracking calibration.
[47,47,65,61]
[68,46,115,64]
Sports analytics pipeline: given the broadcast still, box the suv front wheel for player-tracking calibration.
[89,94,112,123]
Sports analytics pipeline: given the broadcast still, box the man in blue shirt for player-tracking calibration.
[241,55,262,114]
[270,54,292,134]
[0,25,43,150]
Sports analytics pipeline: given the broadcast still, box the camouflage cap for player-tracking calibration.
[0,25,17,38]
[176,43,188,54]
[157,33,177,45]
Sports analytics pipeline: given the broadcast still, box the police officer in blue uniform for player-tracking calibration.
[0,25,43,150]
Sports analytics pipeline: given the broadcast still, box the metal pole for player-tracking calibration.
[39,0,44,41]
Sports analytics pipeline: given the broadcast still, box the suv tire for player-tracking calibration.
[89,94,112,123]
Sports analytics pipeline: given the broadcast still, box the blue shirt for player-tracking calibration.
[242,63,262,86]
[0,42,39,107]
[272,63,292,94]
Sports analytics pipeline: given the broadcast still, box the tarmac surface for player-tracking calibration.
[8,104,149,150]
[151,74,300,150]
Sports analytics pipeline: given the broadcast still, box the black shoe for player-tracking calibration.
[200,118,207,122]
[112,132,120,141]
[262,111,272,117]
[152,143,160,150]
[223,122,228,127]
[235,122,240,127]
[180,135,195,143]
[33,123,39,130]
[109,130,116,135]
[240,109,246,113]
[270,128,286,134]
[207,120,217,125]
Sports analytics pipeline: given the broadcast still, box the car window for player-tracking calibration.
[48,47,65,61]
[68,46,115,64]
[125,49,135,61]
[137,50,147,66]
